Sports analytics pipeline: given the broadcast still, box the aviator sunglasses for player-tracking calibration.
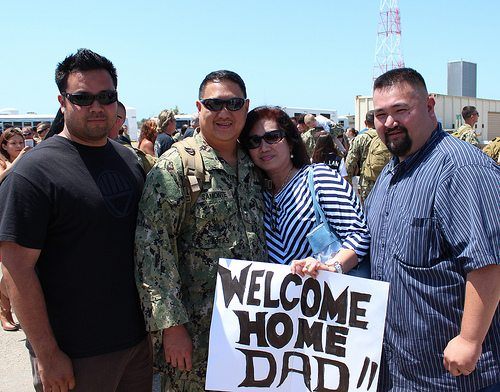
[246,129,286,149]
[62,90,118,106]
[200,98,246,111]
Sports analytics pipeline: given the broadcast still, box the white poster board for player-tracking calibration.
[206,259,389,392]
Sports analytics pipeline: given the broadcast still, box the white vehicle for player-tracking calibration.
[281,106,338,123]
[175,114,195,130]
[1,107,139,140]
[123,106,138,141]
[0,109,54,131]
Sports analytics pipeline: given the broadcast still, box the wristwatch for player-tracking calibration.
[326,258,343,274]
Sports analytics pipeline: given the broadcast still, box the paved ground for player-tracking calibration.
[0,326,32,392]
[0,324,160,392]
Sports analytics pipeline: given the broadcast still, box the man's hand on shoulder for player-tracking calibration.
[37,348,76,392]
[163,324,193,371]
[443,334,482,377]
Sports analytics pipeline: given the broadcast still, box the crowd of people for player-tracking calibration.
[0,48,498,392]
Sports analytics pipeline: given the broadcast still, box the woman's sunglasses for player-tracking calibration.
[62,91,118,106]
[200,98,246,112]
[246,129,286,149]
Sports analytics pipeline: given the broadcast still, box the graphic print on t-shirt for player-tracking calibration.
[97,170,135,218]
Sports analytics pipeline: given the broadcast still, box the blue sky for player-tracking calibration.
[1,0,497,120]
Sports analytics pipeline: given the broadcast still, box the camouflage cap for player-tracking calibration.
[158,109,176,131]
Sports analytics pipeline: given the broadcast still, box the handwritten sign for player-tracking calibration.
[206,259,389,391]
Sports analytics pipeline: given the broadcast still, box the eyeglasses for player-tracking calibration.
[246,129,286,149]
[200,98,246,111]
[62,90,118,106]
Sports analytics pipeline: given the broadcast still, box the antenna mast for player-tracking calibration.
[374,0,404,80]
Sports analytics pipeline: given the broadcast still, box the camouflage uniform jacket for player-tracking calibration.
[345,129,378,202]
[345,129,377,181]
[301,128,316,158]
[483,137,500,163]
[455,124,480,147]
[135,132,267,390]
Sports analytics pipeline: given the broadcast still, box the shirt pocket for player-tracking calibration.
[240,194,265,225]
[193,195,237,249]
[393,216,442,268]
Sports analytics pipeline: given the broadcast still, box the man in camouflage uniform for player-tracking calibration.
[310,113,346,155]
[345,110,379,202]
[300,124,316,158]
[454,106,480,147]
[483,137,500,163]
[135,70,267,392]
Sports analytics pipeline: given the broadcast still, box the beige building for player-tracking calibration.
[355,94,500,142]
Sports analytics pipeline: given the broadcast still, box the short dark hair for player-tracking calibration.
[461,106,477,120]
[373,67,428,94]
[55,48,117,93]
[365,110,375,127]
[297,114,306,125]
[198,70,247,99]
[240,106,310,169]
[117,101,126,114]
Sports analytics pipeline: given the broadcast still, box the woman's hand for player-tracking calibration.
[291,257,331,278]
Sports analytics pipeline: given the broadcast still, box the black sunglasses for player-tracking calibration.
[62,90,118,106]
[246,129,286,149]
[200,98,246,111]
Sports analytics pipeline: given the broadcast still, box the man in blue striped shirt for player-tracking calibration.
[366,68,499,391]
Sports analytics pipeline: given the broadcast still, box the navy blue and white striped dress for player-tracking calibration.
[264,163,370,265]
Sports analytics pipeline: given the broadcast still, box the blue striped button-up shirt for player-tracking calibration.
[365,126,499,391]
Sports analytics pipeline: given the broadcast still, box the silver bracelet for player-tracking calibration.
[326,259,343,274]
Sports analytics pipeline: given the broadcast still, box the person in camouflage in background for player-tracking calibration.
[345,110,379,202]
[135,70,267,392]
[453,106,480,147]
[483,137,500,163]
[301,128,316,158]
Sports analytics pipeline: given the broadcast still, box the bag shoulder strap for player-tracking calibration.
[307,167,328,227]
[173,138,206,208]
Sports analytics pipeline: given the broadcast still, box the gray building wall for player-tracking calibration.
[447,61,477,97]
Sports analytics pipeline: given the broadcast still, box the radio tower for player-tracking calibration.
[374,0,404,80]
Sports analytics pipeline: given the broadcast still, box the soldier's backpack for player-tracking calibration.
[361,133,391,181]
[483,137,500,162]
[172,137,209,208]
[133,147,157,174]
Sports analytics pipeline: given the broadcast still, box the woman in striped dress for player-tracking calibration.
[239,106,370,275]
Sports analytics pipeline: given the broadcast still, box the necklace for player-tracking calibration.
[270,167,296,230]
[272,167,295,196]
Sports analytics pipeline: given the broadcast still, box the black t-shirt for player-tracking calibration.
[154,132,174,157]
[0,136,146,358]
[324,152,342,172]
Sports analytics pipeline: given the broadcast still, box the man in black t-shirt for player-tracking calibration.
[0,49,152,392]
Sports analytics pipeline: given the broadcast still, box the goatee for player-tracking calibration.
[385,126,412,157]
